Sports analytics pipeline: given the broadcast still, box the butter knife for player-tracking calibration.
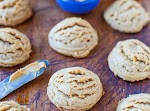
[0,60,49,100]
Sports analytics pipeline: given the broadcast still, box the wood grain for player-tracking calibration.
[0,0,150,111]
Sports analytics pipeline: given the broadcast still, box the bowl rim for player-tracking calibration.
[59,0,100,4]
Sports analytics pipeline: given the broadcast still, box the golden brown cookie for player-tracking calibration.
[104,0,150,33]
[108,39,150,82]
[117,93,150,111]
[47,67,104,111]
[48,17,98,58]
[0,0,32,26]
[0,28,32,67]
[0,100,30,111]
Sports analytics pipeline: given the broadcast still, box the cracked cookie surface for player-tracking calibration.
[47,67,104,111]
[0,28,32,67]
[48,17,98,58]
[117,93,150,111]
[108,39,150,82]
[0,0,32,26]
[0,100,30,111]
[104,0,150,33]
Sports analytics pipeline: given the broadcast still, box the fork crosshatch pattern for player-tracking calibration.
[0,0,150,111]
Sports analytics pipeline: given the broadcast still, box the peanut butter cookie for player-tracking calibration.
[104,0,150,33]
[0,0,32,26]
[48,17,98,58]
[0,28,32,67]
[47,67,104,111]
[117,93,150,111]
[108,39,150,82]
[0,100,30,111]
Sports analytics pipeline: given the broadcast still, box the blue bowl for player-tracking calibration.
[56,0,100,14]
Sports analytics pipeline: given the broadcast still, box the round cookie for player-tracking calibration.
[0,0,32,26]
[0,100,30,111]
[47,67,104,111]
[108,39,150,82]
[0,28,32,67]
[48,17,98,58]
[117,93,150,111]
[104,0,150,33]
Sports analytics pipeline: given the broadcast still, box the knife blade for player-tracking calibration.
[0,60,49,100]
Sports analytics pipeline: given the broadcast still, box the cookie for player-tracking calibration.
[0,28,32,67]
[0,100,30,111]
[0,0,32,26]
[48,17,98,58]
[117,93,150,111]
[47,67,104,111]
[104,0,150,33]
[108,39,150,82]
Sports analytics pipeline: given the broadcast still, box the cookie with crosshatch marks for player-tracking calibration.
[0,100,30,111]
[108,39,150,82]
[48,17,98,58]
[0,28,32,67]
[117,93,150,111]
[47,67,104,111]
[0,0,32,26]
[104,0,150,33]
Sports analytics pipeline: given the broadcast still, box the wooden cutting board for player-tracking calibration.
[0,0,150,111]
